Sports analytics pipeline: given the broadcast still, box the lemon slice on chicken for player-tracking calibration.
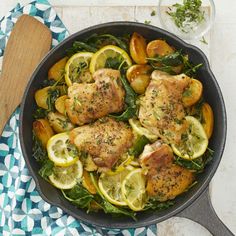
[172,116,208,159]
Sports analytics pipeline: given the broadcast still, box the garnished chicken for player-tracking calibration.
[70,117,133,169]
[65,69,125,126]
[140,141,194,201]
[139,70,191,145]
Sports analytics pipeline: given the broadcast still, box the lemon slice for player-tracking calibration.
[98,169,130,206]
[172,116,208,159]
[65,52,94,86]
[47,133,78,167]
[49,160,83,189]
[89,45,132,74]
[129,118,158,142]
[121,168,147,211]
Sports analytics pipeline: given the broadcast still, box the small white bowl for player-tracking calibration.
[158,0,215,40]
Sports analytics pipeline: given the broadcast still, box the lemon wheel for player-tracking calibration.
[89,45,132,74]
[65,52,94,86]
[98,169,130,206]
[172,116,208,159]
[49,160,83,189]
[47,133,78,167]
[129,118,158,142]
[121,168,146,211]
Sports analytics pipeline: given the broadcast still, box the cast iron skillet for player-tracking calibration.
[19,22,233,235]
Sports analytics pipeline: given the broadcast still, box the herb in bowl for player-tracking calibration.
[167,0,205,33]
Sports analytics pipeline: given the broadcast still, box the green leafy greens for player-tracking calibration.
[129,135,150,158]
[110,75,138,121]
[174,148,214,172]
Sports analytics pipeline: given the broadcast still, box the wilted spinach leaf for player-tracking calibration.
[129,135,150,158]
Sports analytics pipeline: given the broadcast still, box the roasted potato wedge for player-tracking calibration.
[47,112,74,133]
[48,57,68,81]
[130,32,147,64]
[82,170,97,194]
[182,79,203,107]
[55,95,68,115]
[202,103,214,139]
[146,164,194,201]
[34,86,51,110]
[130,75,150,94]
[126,65,152,94]
[33,119,54,147]
[146,39,174,57]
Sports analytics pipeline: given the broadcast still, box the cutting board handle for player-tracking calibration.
[176,186,234,236]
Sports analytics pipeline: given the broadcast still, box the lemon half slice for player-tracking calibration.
[98,169,130,206]
[129,118,158,142]
[65,52,94,86]
[49,160,83,189]
[172,116,208,159]
[47,133,78,167]
[89,45,132,74]
[121,168,146,211]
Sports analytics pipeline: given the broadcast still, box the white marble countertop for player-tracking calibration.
[0,0,236,235]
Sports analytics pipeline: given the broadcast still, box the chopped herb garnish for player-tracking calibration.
[144,20,151,25]
[200,36,208,45]
[166,0,205,33]
[151,10,156,16]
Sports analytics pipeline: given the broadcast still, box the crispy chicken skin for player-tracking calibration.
[70,117,133,169]
[140,141,194,201]
[65,69,125,126]
[139,70,191,145]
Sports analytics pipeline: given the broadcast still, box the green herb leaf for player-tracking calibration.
[174,148,214,172]
[32,133,47,163]
[144,198,175,210]
[144,20,151,25]
[200,36,208,45]
[111,75,138,121]
[62,184,94,209]
[151,10,156,16]
[38,159,54,179]
[129,135,150,157]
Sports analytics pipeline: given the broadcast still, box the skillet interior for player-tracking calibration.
[19,22,227,229]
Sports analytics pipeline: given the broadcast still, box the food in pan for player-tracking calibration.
[32,32,214,219]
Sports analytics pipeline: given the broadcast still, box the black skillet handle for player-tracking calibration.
[176,186,234,236]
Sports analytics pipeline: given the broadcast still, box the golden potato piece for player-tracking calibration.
[182,79,203,107]
[146,164,194,201]
[82,170,97,194]
[33,119,54,147]
[130,32,147,64]
[202,103,214,139]
[47,112,74,133]
[55,95,68,115]
[34,86,51,110]
[126,64,152,94]
[48,57,68,81]
[146,39,174,57]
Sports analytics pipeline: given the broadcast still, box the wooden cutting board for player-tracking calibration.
[0,14,52,133]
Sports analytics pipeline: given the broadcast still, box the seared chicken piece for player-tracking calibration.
[65,69,125,126]
[139,70,191,145]
[70,117,133,169]
[140,141,194,201]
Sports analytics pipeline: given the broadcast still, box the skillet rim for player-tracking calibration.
[19,21,227,228]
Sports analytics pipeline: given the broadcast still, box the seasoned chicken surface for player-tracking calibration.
[70,117,133,169]
[139,70,191,145]
[140,141,194,201]
[65,69,125,126]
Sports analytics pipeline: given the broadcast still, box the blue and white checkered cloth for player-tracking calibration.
[0,0,157,235]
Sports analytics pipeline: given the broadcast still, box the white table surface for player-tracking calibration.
[0,0,236,235]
